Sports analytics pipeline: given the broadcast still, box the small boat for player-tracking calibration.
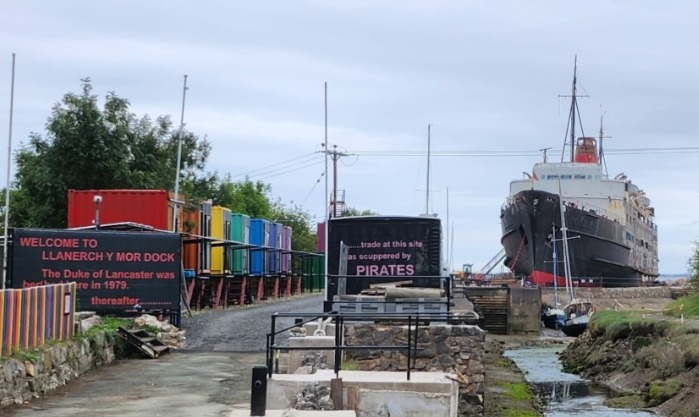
[561,299,595,337]
[541,225,566,330]
[542,305,566,330]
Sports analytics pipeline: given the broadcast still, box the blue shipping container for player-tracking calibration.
[250,219,269,275]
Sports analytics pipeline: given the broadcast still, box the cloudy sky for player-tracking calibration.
[1,1,697,274]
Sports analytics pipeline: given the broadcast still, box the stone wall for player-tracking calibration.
[0,331,117,406]
[542,286,672,300]
[344,324,485,417]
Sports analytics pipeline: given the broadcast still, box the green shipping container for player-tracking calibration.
[231,213,251,275]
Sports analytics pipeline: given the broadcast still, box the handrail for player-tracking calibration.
[266,311,468,381]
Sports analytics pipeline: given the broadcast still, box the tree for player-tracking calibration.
[183,175,273,219]
[10,79,210,228]
[342,207,379,217]
[689,240,699,288]
[270,202,317,253]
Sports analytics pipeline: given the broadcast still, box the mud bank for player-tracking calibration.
[560,311,699,417]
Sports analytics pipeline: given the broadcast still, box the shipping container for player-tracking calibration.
[181,201,202,273]
[267,222,282,275]
[325,216,442,304]
[281,225,292,273]
[231,213,251,275]
[250,219,269,276]
[67,189,172,230]
[211,206,232,275]
[316,222,326,252]
[199,201,213,273]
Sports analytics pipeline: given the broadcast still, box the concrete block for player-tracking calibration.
[267,369,458,415]
[229,410,356,417]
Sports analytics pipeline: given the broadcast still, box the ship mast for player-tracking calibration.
[560,56,587,163]
[569,57,577,163]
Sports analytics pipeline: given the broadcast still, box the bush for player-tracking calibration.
[645,379,683,407]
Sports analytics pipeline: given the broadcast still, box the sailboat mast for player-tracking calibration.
[552,225,559,307]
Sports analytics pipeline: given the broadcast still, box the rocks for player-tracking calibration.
[293,381,334,411]
[80,315,102,332]
[132,314,187,348]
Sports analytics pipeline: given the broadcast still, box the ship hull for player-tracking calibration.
[501,190,647,287]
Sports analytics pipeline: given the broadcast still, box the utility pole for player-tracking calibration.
[172,75,189,232]
[321,144,348,218]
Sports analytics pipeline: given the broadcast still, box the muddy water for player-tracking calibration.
[505,346,656,417]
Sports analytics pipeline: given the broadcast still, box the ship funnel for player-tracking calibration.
[574,137,599,163]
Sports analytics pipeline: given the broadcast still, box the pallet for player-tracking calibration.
[117,327,170,359]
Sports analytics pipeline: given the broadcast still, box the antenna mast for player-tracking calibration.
[425,124,431,215]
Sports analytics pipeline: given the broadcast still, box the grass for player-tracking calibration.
[497,381,541,417]
[646,379,683,407]
[500,381,532,401]
[667,292,699,318]
[588,310,672,341]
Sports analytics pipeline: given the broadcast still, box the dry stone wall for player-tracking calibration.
[0,331,116,407]
[344,324,486,417]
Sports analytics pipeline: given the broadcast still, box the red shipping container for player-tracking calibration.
[67,189,172,230]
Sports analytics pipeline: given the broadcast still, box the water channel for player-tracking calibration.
[505,346,656,416]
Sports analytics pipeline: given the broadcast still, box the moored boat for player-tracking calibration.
[500,61,658,287]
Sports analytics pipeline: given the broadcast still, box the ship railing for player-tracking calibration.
[561,198,623,223]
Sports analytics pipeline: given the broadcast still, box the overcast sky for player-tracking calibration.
[1,1,697,274]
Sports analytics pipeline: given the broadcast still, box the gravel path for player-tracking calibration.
[182,294,325,352]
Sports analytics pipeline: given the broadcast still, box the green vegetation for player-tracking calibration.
[0,80,322,253]
[667,292,699,318]
[588,310,672,341]
[689,240,699,288]
[12,348,42,364]
[341,358,361,371]
[498,382,540,417]
[646,379,683,407]
[605,394,646,409]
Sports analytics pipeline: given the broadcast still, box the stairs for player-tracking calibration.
[117,327,171,359]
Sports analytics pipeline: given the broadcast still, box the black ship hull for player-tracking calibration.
[501,190,646,287]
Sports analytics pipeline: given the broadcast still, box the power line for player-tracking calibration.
[256,158,325,181]
[230,152,320,178]
[239,154,324,180]
[348,146,699,157]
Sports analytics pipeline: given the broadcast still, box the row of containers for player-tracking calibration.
[67,189,325,311]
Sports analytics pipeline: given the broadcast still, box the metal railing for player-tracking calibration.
[266,311,465,381]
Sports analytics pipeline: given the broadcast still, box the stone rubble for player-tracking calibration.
[294,381,334,411]
[132,314,187,348]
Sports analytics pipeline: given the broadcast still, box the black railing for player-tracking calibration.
[266,310,467,381]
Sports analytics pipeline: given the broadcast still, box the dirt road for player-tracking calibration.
[5,294,325,417]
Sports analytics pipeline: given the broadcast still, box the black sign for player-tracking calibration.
[10,229,181,313]
[326,216,442,300]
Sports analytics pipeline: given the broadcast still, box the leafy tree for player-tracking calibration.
[689,240,699,288]
[270,202,317,253]
[10,79,210,228]
[183,175,273,219]
[342,207,379,217]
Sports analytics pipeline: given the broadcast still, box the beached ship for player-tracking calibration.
[500,63,659,287]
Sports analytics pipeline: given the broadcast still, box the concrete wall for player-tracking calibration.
[344,324,485,417]
[509,287,541,335]
[0,332,116,406]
